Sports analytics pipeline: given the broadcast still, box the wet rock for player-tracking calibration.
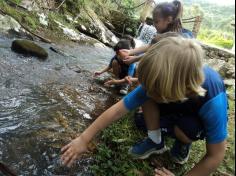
[66,64,82,73]
[11,39,48,59]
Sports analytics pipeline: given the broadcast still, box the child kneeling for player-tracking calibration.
[94,39,136,95]
[61,36,228,176]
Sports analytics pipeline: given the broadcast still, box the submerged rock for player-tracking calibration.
[11,39,48,59]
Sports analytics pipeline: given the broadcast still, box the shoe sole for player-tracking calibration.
[129,146,168,160]
[120,90,128,95]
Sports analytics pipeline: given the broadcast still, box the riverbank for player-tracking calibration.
[0,1,235,175]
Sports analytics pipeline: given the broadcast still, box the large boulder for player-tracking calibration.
[75,6,118,47]
[11,39,48,59]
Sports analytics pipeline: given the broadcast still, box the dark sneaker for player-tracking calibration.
[129,138,168,159]
[170,139,191,165]
[120,84,130,95]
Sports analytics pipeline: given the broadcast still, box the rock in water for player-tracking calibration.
[11,40,48,59]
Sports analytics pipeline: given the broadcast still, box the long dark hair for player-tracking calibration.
[153,0,183,33]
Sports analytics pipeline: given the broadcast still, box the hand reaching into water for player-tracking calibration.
[154,167,175,176]
[94,71,102,77]
[104,79,120,86]
[61,136,88,167]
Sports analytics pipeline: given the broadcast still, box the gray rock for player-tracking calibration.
[75,6,118,47]
[11,39,48,59]
[224,79,235,89]
[0,14,23,34]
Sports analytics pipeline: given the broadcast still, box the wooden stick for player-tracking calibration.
[55,0,67,10]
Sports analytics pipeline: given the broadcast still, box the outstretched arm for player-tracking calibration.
[61,100,129,167]
[104,78,126,85]
[120,45,150,57]
[129,45,150,55]
[94,66,111,76]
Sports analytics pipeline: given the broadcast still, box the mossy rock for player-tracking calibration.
[11,39,48,59]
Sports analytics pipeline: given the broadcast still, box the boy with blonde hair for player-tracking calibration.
[61,37,228,176]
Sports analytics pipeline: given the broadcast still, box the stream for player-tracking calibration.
[0,35,117,176]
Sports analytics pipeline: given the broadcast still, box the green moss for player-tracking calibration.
[0,1,40,31]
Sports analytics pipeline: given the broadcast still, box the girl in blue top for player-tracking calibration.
[123,0,194,65]
[61,37,228,176]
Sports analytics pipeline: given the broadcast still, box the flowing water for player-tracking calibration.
[0,35,116,175]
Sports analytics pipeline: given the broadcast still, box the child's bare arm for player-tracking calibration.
[104,79,126,86]
[61,100,129,167]
[94,66,110,76]
[125,77,138,84]
[129,45,150,55]
[185,141,226,176]
[120,45,150,56]
[123,55,144,65]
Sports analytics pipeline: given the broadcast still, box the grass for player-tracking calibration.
[90,100,235,176]
[90,112,154,176]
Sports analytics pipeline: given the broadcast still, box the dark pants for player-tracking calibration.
[134,100,206,141]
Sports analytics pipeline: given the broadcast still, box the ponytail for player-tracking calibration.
[153,0,183,33]
[173,0,183,20]
[172,0,183,32]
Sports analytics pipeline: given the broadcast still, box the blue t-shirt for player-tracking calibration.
[181,28,195,38]
[123,66,228,144]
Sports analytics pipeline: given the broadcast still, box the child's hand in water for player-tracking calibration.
[61,136,88,167]
[94,71,102,77]
[104,79,117,86]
